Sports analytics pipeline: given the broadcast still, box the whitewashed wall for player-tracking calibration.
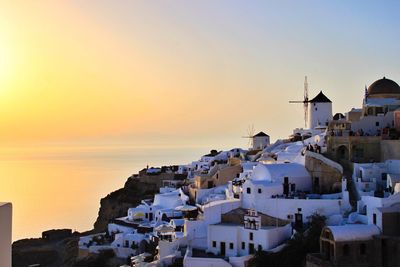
[0,203,12,267]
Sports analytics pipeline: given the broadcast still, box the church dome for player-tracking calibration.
[367,77,400,96]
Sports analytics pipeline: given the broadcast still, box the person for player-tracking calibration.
[308,144,314,152]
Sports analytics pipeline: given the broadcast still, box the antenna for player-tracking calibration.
[242,124,255,149]
[289,76,309,128]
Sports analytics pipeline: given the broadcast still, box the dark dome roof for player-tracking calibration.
[309,91,332,103]
[333,113,345,120]
[367,77,400,95]
[254,131,269,137]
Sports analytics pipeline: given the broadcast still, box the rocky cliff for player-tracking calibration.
[12,235,79,267]
[93,175,160,232]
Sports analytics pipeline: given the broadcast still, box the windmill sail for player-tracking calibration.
[242,125,255,148]
[289,76,309,128]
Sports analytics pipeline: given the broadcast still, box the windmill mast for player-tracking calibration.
[304,76,309,128]
[289,76,310,128]
[241,125,255,149]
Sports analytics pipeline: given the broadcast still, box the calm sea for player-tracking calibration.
[0,145,207,241]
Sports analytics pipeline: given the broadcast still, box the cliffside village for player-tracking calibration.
[78,77,400,267]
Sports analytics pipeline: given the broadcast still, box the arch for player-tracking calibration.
[161,213,168,222]
[336,145,349,161]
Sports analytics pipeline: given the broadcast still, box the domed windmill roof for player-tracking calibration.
[367,77,400,96]
[253,131,269,137]
[309,91,332,103]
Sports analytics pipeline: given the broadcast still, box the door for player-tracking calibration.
[220,242,226,256]
[314,177,319,193]
[249,243,255,254]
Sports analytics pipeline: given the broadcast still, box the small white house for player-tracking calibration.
[0,202,12,267]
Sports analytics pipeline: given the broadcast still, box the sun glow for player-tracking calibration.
[0,38,14,91]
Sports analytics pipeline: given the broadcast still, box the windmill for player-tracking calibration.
[289,76,309,128]
[242,125,255,149]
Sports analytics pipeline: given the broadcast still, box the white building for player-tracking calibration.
[0,202,12,267]
[244,162,312,195]
[346,77,400,135]
[308,91,333,130]
[356,192,400,230]
[352,160,400,197]
[184,199,241,250]
[241,163,350,223]
[207,209,291,257]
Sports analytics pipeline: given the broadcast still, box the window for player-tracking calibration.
[376,121,380,127]
[355,148,364,158]
[247,187,251,194]
[249,232,253,241]
[373,213,377,225]
[242,242,245,250]
[212,241,216,247]
[258,188,262,194]
[230,243,234,249]
[343,244,349,256]
[360,243,366,255]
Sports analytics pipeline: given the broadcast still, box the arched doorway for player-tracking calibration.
[336,145,349,161]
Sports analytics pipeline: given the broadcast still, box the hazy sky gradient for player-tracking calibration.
[1,1,400,150]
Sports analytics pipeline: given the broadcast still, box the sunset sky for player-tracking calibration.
[1,1,400,150]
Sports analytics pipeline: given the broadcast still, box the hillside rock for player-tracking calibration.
[12,235,79,267]
[93,176,159,232]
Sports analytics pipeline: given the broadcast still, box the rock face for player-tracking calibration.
[12,235,79,267]
[93,176,160,232]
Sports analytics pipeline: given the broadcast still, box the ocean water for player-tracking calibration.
[0,145,207,241]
